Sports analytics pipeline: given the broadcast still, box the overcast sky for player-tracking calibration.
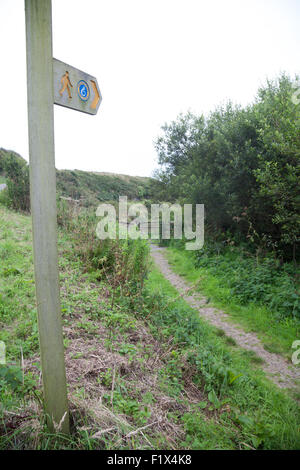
[0,0,299,176]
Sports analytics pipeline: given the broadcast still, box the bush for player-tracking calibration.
[57,202,150,298]
[1,152,30,212]
[154,74,300,261]
[194,242,300,319]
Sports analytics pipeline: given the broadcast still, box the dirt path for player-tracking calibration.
[150,245,300,390]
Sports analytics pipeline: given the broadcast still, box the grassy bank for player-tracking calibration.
[0,147,156,209]
[56,169,154,206]
[0,204,300,449]
[143,267,300,449]
[164,244,300,359]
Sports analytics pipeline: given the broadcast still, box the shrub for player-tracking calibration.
[58,203,150,298]
[1,152,30,212]
[194,242,300,319]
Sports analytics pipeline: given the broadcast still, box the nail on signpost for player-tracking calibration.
[24,0,102,434]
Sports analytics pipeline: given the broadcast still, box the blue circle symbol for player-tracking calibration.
[77,80,90,101]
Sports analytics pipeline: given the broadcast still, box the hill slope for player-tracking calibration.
[1,203,300,449]
[56,169,154,206]
[0,148,155,207]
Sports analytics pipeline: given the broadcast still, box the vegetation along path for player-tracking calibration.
[150,245,300,390]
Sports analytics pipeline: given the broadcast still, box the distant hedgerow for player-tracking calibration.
[1,151,30,212]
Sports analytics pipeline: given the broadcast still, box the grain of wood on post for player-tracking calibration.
[24,0,69,434]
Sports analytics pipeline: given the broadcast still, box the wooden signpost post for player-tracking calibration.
[24,0,101,434]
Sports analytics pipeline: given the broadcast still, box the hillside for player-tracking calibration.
[0,148,156,207]
[1,202,300,449]
[56,169,154,206]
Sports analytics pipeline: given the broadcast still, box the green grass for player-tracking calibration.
[1,147,156,209]
[141,266,300,450]
[0,206,37,359]
[0,205,169,449]
[1,203,300,450]
[56,169,154,206]
[165,246,300,359]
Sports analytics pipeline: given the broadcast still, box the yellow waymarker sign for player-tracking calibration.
[53,58,102,115]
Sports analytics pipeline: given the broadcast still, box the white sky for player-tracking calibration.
[0,0,299,176]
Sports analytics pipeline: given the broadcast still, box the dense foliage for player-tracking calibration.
[56,169,155,206]
[1,204,300,449]
[0,149,30,212]
[193,241,300,320]
[0,148,155,212]
[154,75,300,261]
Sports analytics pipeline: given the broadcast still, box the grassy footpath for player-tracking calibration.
[165,246,300,359]
[0,204,300,449]
[144,267,300,449]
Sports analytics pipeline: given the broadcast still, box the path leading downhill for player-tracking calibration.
[150,245,300,390]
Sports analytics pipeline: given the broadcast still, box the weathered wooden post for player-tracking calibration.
[24,0,102,434]
[24,0,69,434]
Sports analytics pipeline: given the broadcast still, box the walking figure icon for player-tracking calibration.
[59,71,73,99]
